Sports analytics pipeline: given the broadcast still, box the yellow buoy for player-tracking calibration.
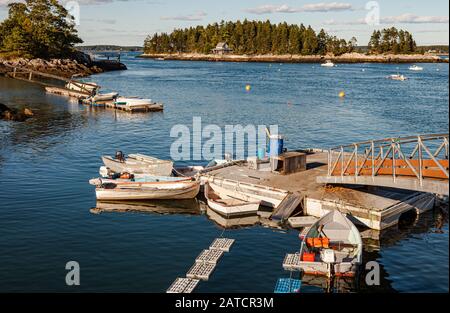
[245,85,251,92]
[339,91,346,98]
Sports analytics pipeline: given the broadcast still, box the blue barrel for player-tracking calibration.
[257,148,266,160]
[269,135,284,157]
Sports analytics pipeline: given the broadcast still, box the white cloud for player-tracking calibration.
[381,14,449,24]
[161,11,207,21]
[245,4,301,14]
[325,13,449,26]
[302,2,352,12]
[245,2,352,15]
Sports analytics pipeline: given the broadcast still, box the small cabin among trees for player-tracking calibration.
[211,42,233,55]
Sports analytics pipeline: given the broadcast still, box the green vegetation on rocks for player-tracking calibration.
[0,0,83,59]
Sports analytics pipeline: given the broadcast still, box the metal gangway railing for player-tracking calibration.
[317,134,449,195]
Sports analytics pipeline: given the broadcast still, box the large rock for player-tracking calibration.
[0,103,34,122]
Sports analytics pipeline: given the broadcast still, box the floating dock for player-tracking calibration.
[282,253,302,271]
[166,278,200,293]
[209,238,235,252]
[186,260,216,281]
[200,151,440,230]
[195,249,224,265]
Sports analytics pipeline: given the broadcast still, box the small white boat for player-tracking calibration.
[201,177,288,209]
[115,97,163,112]
[90,176,200,201]
[409,65,424,71]
[205,182,260,217]
[388,74,408,81]
[298,210,363,277]
[66,81,99,94]
[92,92,119,102]
[102,152,173,176]
[321,61,335,67]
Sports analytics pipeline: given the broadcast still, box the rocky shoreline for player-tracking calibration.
[0,103,34,122]
[0,52,127,79]
[140,52,448,64]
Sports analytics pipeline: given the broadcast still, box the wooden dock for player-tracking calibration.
[200,151,440,230]
[45,87,91,99]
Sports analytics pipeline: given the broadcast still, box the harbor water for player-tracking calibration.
[0,54,448,292]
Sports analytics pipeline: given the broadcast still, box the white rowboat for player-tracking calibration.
[102,153,173,176]
[93,179,200,201]
[205,182,260,217]
[297,210,363,277]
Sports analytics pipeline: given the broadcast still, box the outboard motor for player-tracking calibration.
[115,151,125,162]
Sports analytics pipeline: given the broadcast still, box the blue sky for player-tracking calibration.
[0,0,448,46]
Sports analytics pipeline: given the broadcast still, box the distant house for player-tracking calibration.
[211,42,233,55]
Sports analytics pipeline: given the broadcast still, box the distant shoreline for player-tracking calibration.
[139,52,448,64]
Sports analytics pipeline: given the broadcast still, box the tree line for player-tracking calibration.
[144,20,358,56]
[368,27,417,54]
[0,0,82,59]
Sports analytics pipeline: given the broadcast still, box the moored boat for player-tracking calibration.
[205,182,260,217]
[200,177,289,209]
[92,92,119,102]
[90,175,200,201]
[409,65,424,71]
[66,81,99,94]
[297,210,362,277]
[321,60,335,67]
[388,74,408,81]
[114,97,163,112]
[102,152,173,176]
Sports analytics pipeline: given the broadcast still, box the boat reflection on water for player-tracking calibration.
[206,208,260,229]
[91,199,201,216]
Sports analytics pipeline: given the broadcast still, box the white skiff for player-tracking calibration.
[102,153,173,176]
[205,182,260,217]
[92,178,200,201]
[298,210,362,277]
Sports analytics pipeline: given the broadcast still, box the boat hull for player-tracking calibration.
[95,181,200,201]
[203,179,287,208]
[297,261,359,277]
[102,156,173,176]
[206,198,260,217]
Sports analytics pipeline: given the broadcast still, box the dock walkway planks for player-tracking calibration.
[209,238,235,252]
[271,192,304,221]
[195,249,224,265]
[282,253,302,271]
[166,278,200,293]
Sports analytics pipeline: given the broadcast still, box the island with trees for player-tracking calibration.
[0,0,126,78]
[142,20,447,63]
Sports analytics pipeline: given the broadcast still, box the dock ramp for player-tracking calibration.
[271,192,304,221]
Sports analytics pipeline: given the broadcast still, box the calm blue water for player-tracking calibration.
[0,55,448,292]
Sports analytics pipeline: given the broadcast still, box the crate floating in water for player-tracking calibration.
[196,249,224,265]
[166,277,200,293]
[274,278,302,293]
[210,238,235,252]
[282,253,302,271]
[187,262,216,281]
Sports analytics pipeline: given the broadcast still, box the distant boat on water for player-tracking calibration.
[388,74,408,81]
[409,65,424,71]
[321,60,335,67]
